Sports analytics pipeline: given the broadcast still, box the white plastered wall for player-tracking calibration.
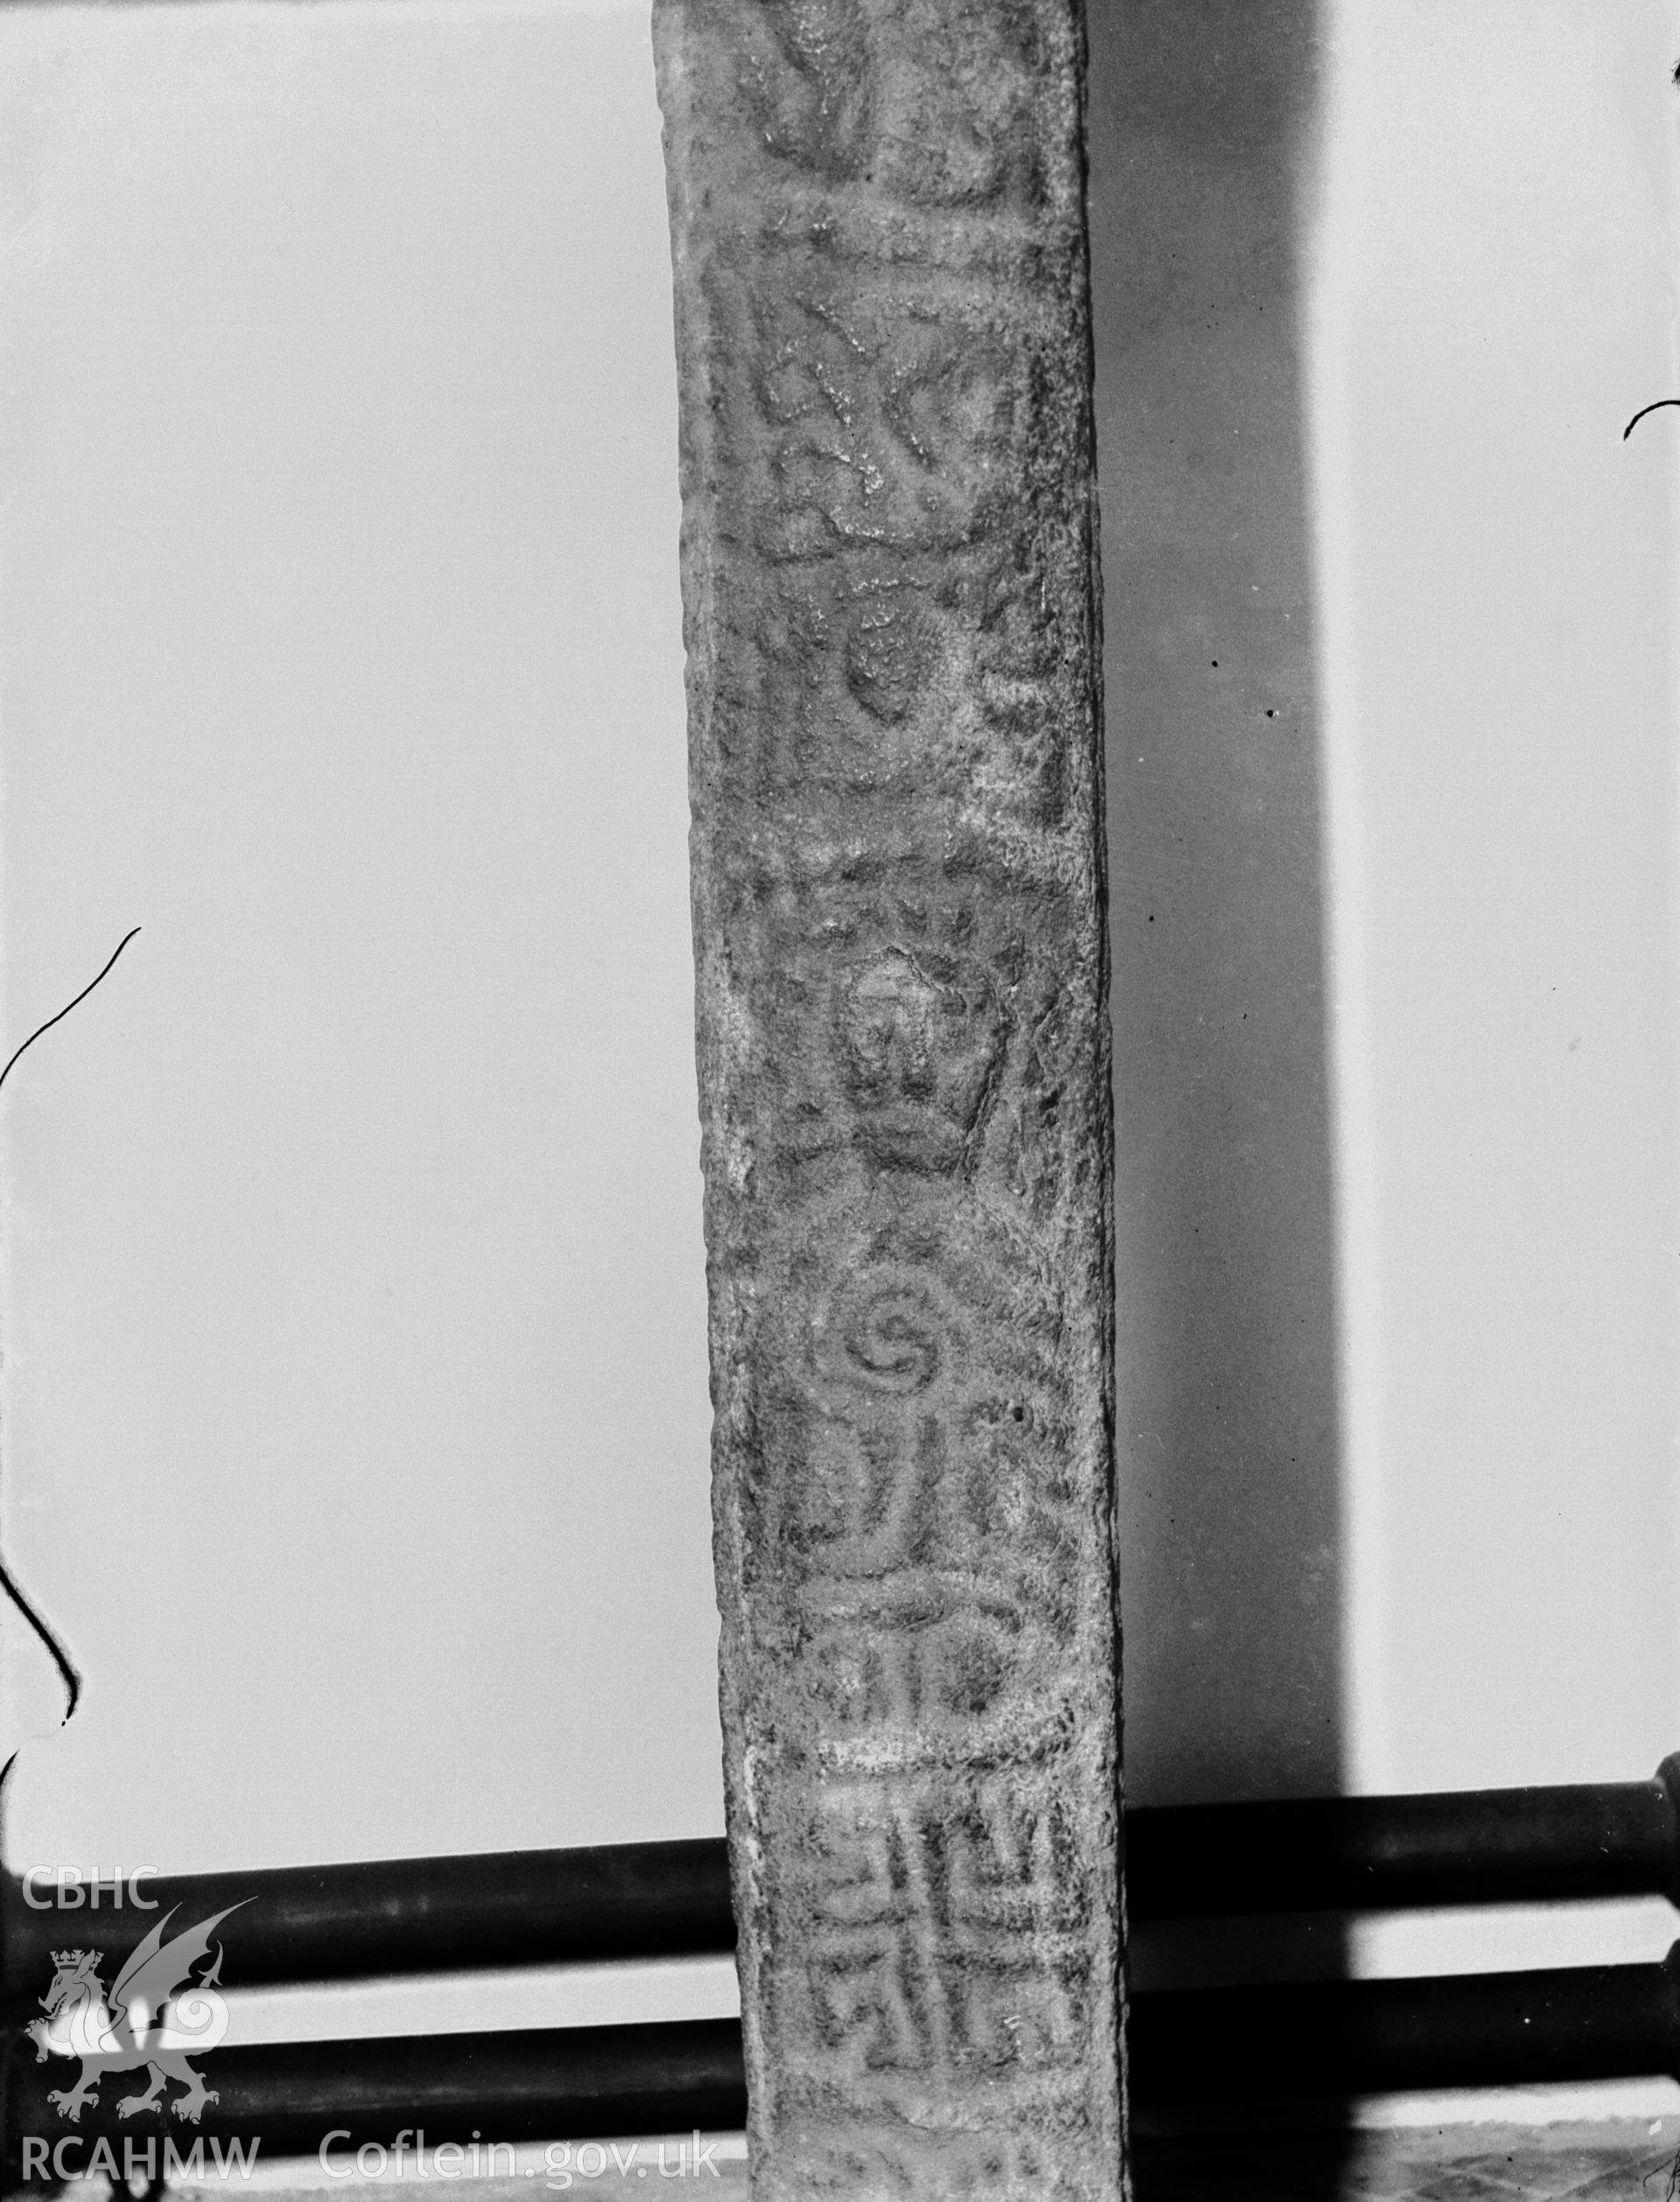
[1310,0,1680,2023]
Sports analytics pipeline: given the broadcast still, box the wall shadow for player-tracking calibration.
[1085,0,1350,2177]
[1090,0,1340,1818]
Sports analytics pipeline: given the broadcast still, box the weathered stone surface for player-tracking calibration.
[653,4,1122,2195]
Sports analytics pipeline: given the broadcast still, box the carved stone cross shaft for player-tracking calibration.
[653,3,1123,2193]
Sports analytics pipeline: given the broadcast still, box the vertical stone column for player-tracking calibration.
[654,4,1122,2196]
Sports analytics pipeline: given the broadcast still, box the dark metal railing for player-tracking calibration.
[3,2019,748,2160]
[1134,1947,1680,2102]
[8,1762,1680,2172]
[8,1951,1680,2151]
[7,1761,1678,2009]
[0,1841,733,2014]
[1126,1757,1680,1918]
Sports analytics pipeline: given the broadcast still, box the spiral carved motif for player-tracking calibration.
[843,1288,938,1392]
[820,1268,949,1395]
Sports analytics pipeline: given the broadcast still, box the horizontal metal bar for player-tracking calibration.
[0,1841,734,2011]
[8,1951,1680,2166]
[1,2017,746,2164]
[1133,1947,1680,2102]
[1127,1757,1680,1918]
[6,1760,1676,2005]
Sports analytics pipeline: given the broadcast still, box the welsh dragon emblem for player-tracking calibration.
[26,1905,246,2125]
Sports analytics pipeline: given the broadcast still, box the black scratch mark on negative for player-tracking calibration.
[0,924,143,1724]
[1624,399,1680,442]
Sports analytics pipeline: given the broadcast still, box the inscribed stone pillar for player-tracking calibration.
[653,4,1123,2195]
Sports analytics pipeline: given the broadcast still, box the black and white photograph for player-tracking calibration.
[0,3,1676,2197]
